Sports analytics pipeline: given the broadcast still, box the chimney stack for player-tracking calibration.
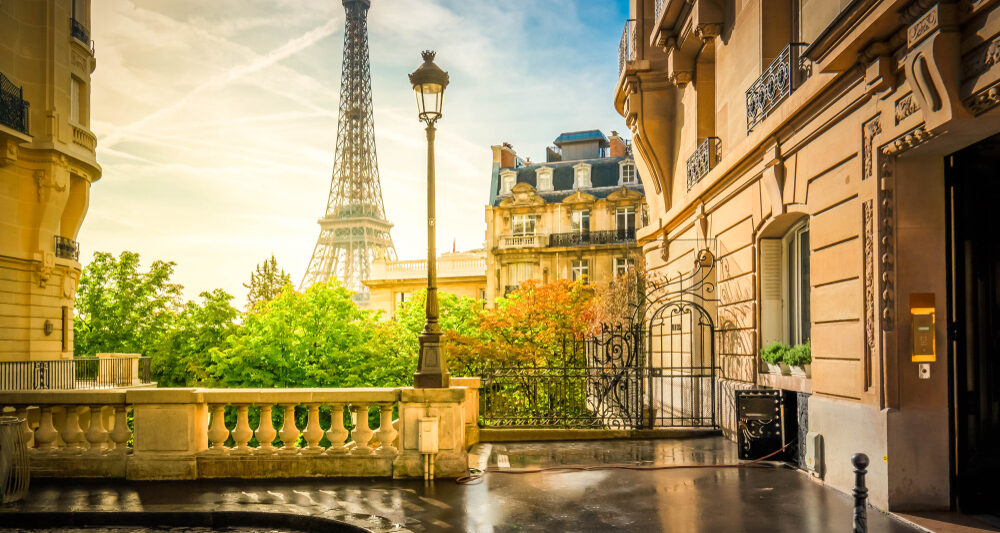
[609,130,627,158]
[491,142,518,169]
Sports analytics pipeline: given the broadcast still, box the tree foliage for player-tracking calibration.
[243,254,292,310]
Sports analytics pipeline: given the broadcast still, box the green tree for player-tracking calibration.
[391,289,486,376]
[244,254,292,310]
[212,281,415,388]
[150,289,239,386]
[74,251,182,358]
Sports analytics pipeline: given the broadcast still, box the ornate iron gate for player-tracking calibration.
[480,249,718,429]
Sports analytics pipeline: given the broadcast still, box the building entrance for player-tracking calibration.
[946,133,1000,513]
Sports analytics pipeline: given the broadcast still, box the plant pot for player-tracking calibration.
[790,364,810,378]
[777,362,791,376]
[764,362,782,374]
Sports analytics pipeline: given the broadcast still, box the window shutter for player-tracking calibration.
[760,239,783,345]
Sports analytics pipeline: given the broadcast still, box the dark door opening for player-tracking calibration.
[946,134,1000,514]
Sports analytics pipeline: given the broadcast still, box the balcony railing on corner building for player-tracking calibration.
[0,71,30,136]
[0,357,152,391]
[746,43,811,133]
[618,19,636,77]
[549,229,636,248]
[686,137,721,190]
[55,236,80,261]
[70,17,90,44]
[655,0,666,19]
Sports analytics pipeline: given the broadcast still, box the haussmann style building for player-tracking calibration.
[616,0,1000,513]
[484,130,648,305]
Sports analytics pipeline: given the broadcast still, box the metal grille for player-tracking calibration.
[70,17,90,43]
[686,137,721,190]
[0,416,29,503]
[549,229,636,248]
[0,71,29,136]
[0,357,153,391]
[745,44,810,133]
[54,236,80,261]
[618,19,636,77]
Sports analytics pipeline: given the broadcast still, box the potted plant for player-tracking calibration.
[785,341,811,378]
[760,342,790,375]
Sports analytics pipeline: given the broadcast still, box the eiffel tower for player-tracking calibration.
[301,0,395,297]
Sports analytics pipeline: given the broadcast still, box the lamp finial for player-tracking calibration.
[421,50,436,62]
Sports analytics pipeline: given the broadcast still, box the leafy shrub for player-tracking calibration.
[785,342,811,366]
[760,342,789,364]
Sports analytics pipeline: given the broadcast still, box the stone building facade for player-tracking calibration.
[485,131,647,306]
[0,0,100,362]
[617,0,1000,513]
[363,250,487,318]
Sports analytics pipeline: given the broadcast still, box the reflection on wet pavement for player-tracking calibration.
[0,438,922,532]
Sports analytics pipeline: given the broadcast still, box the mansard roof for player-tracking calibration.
[492,157,643,206]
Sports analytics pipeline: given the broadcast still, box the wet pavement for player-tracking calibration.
[0,438,923,532]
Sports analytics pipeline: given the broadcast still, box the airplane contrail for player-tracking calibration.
[99,16,342,149]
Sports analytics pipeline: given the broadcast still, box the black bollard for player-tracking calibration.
[852,453,869,533]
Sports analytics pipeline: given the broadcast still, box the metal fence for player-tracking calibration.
[745,43,810,133]
[549,229,636,248]
[0,357,152,391]
[618,19,636,77]
[0,71,29,136]
[54,236,80,261]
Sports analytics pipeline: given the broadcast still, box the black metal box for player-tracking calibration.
[736,389,785,460]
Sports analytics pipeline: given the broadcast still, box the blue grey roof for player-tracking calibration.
[553,130,609,147]
[491,157,644,206]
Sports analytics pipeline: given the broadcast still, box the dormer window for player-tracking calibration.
[573,163,592,189]
[619,160,637,185]
[500,170,517,195]
[536,166,553,191]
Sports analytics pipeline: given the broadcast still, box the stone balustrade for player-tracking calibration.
[0,385,475,480]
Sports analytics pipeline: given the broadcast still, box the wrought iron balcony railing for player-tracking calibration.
[549,229,636,248]
[655,0,666,19]
[70,18,90,44]
[55,236,80,261]
[746,43,811,133]
[0,71,30,136]
[618,19,636,77]
[686,137,721,190]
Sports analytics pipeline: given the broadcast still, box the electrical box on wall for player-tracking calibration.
[805,432,823,477]
[910,293,936,363]
[418,417,439,454]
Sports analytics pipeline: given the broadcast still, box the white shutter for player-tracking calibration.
[760,239,783,345]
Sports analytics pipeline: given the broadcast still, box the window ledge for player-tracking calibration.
[757,372,811,394]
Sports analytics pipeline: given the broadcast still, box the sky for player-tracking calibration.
[82,0,631,306]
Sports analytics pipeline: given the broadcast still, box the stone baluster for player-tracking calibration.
[255,404,277,453]
[278,404,300,453]
[207,404,230,453]
[350,404,374,455]
[325,403,349,455]
[84,405,109,452]
[109,405,130,450]
[375,403,398,456]
[231,404,253,453]
[61,406,85,452]
[303,403,323,453]
[34,406,59,449]
[14,406,33,448]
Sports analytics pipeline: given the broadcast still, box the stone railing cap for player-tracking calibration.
[450,377,482,389]
[127,388,205,404]
[0,390,128,405]
[399,387,467,403]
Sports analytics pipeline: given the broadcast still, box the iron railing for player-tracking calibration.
[746,43,810,133]
[549,229,636,247]
[618,19,636,77]
[70,18,90,44]
[0,71,30,136]
[54,236,80,261]
[686,137,721,190]
[655,0,666,20]
[0,357,152,391]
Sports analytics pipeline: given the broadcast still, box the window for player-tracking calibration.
[571,260,590,282]
[512,214,537,236]
[394,291,410,311]
[500,170,517,195]
[620,162,637,184]
[536,167,553,191]
[573,163,592,188]
[614,257,635,277]
[71,77,82,124]
[571,210,590,234]
[509,262,537,285]
[616,207,635,231]
[760,218,811,348]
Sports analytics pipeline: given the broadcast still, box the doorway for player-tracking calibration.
[946,133,1000,513]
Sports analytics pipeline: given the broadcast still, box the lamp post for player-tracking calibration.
[410,50,450,388]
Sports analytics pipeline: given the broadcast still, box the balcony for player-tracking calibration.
[0,356,152,391]
[72,125,97,152]
[54,235,80,261]
[549,229,636,248]
[70,18,90,44]
[618,18,636,77]
[686,137,721,190]
[498,234,548,250]
[369,254,485,281]
[746,43,810,133]
[0,71,30,136]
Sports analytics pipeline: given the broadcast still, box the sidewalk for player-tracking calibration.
[0,437,928,532]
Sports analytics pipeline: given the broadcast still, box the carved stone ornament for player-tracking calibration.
[863,199,875,389]
[965,86,1000,115]
[862,115,882,181]
[669,71,692,88]
[35,251,55,288]
[0,139,16,166]
[881,124,936,156]
[33,169,67,202]
[894,93,920,124]
[904,3,968,132]
[694,23,721,42]
[961,38,1000,81]
[660,232,669,262]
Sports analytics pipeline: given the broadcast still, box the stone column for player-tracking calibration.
[393,387,468,478]
[126,388,207,480]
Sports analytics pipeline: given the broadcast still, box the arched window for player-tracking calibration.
[761,218,810,346]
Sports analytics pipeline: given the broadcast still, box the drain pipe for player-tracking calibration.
[418,417,439,481]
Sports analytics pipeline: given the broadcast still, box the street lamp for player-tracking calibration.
[410,50,450,389]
